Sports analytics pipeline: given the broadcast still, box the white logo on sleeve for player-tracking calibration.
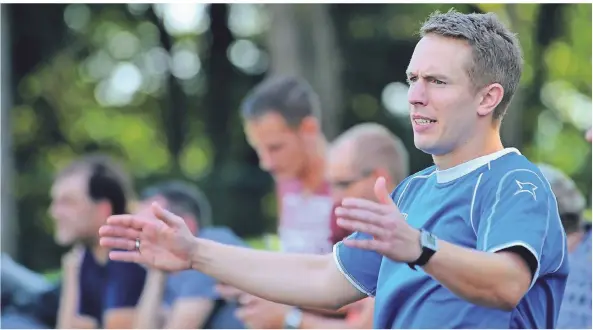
[514,180,538,201]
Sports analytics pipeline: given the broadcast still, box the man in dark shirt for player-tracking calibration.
[50,154,146,328]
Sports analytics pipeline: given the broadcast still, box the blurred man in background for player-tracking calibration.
[241,75,340,253]
[132,180,247,329]
[542,127,593,329]
[216,76,351,328]
[538,164,591,329]
[50,154,146,329]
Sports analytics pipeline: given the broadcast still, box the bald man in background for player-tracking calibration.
[230,122,410,329]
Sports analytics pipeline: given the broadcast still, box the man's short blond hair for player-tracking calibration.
[333,123,409,186]
[419,9,523,119]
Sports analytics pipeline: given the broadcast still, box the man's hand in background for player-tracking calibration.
[235,294,291,329]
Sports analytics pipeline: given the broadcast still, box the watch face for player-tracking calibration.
[421,231,438,250]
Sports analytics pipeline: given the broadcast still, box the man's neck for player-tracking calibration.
[433,128,504,170]
[89,241,110,265]
[299,138,327,192]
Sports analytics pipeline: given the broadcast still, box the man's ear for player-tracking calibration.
[477,83,504,117]
[297,116,320,136]
[96,200,113,221]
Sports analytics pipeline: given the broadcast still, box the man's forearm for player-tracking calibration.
[422,239,532,310]
[133,270,168,328]
[190,238,359,309]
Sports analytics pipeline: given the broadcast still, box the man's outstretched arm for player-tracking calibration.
[99,203,366,311]
[191,239,364,310]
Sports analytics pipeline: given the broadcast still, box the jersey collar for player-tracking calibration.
[436,148,521,184]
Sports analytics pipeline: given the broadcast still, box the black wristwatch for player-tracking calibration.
[408,229,438,270]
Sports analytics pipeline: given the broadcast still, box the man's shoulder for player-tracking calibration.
[399,165,437,187]
[474,155,554,213]
[391,166,437,203]
[479,153,551,196]
[413,165,438,177]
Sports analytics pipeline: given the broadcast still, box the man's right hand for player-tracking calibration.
[98,202,196,272]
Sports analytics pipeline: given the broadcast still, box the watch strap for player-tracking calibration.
[408,229,437,270]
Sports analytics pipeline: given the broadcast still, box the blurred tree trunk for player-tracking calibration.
[147,7,187,173]
[10,3,71,269]
[520,4,563,147]
[202,4,270,236]
[204,4,235,169]
[1,4,18,258]
[265,4,343,140]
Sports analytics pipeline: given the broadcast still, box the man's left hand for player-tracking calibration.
[335,176,422,263]
[235,294,290,329]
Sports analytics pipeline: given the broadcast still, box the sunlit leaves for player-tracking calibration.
[179,136,212,179]
[351,94,379,120]
[64,4,92,33]
[12,105,39,147]
[228,4,270,38]
[530,127,590,176]
[227,39,269,75]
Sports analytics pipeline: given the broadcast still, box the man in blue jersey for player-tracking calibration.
[98,9,568,329]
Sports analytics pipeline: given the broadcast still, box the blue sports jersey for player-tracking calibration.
[334,148,569,328]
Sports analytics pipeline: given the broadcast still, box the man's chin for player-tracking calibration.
[414,140,436,155]
[55,234,92,247]
[413,139,449,157]
[55,235,75,247]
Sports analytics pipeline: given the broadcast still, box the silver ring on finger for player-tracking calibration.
[135,238,141,252]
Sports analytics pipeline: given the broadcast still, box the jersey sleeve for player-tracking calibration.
[332,185,409,297]
[475,169,557,288]
[333,232,382,297]
[103,260,147,311]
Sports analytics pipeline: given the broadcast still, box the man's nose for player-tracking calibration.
[408,80,428,107]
